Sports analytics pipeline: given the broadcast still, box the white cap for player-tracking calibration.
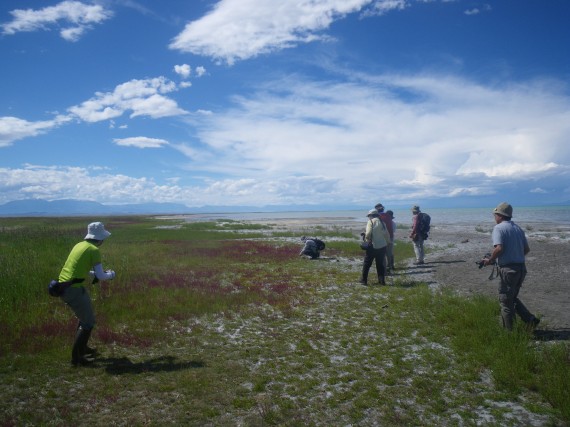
[85,222,111,240]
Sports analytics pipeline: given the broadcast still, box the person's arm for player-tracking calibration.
[410,215,418,238]
[91,263,115,280]
[484,244,503,266]
[365,220,373,242]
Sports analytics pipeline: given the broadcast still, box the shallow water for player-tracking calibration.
[174,205,570,227]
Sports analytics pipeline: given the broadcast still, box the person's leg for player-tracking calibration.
[413,236,425,263]
[71,326,93,366]
[498,266,521,330]
[62,287,96,364]
[386,243,394,271]
[360,249,373,285]
[511,267,538,325]
[375,247,387,285]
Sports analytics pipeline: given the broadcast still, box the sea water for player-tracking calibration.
[179,205,570,227]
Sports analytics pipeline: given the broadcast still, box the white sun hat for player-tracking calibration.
[85,222,111,240]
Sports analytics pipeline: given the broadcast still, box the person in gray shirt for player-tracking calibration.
[482,202,540,330]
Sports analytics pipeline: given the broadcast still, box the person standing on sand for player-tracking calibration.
[360,209,390,286]
[409,205,425,265]
[482,203,540,331]
[375,203,395,274]
[57,222,116,366]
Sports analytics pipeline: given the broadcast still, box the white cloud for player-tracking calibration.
[68,77,187,122]
[1,1,113,41]
[169,0,371,64]
[174,64,191,79]
[361,0,409,17]
[0,115,71,147]
[195,66,207,77]
[178,73,570,203]
[0,165,187,205]
[113,137,169,149]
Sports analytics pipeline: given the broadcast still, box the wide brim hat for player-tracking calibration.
[493,202,513,218]
[367,209,378,216]
[85,222,111,240]
[411,205,420,213]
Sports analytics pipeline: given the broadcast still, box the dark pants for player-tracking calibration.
[498,264,534,330]
[361,246,387,285]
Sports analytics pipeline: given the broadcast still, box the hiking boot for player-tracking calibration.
[71,355,95,367]
[85,346,98,357]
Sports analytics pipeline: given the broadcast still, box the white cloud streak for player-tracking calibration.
[113,137,169,149]
[169,0,372,64]
[1,1,113,42]
[0,115,71,147]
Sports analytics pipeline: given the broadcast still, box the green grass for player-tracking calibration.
[1,216,568,426]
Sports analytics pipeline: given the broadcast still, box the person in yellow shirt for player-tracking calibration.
[57,222,116,366]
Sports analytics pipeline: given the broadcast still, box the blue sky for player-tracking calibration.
[1,0,569,210]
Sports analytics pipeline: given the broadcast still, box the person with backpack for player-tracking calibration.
[360,209,391,285]
[409,205,430,265]
[299,236,325,259]
[386,210,396,271]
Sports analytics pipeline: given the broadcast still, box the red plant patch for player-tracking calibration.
[96,326,152,348]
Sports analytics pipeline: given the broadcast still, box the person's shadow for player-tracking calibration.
[95,355,205,375]
[533,329,570,342]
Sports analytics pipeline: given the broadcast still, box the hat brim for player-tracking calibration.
[85,230,111,240]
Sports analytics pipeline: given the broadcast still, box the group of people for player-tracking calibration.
[358,201,539,331]
[55,201,538,366]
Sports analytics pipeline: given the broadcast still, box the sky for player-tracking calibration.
[1,0,569,210]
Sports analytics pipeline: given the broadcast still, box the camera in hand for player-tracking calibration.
[476,253,492,269]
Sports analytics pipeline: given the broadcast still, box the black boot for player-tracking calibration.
[76,323,97,357]
[71,327,94,366]
[359,269,369,286]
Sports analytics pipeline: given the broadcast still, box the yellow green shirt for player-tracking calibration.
[58,241,101,286]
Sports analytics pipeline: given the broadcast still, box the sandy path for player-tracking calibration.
[412,223,570,334]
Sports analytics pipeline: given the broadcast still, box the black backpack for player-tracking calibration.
[312,238,326,251]
[419,213,431,239]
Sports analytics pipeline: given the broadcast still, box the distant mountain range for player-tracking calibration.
[0,199,195,216]
[0,199,351,216]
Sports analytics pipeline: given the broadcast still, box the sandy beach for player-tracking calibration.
[410,222,570,333]
[246,215,570,334]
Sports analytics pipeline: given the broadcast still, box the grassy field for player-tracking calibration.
[1,216,568,426]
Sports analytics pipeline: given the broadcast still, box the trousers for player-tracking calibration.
[498,264,534,330]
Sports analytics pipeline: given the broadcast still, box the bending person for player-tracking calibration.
[57,222,116,366]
